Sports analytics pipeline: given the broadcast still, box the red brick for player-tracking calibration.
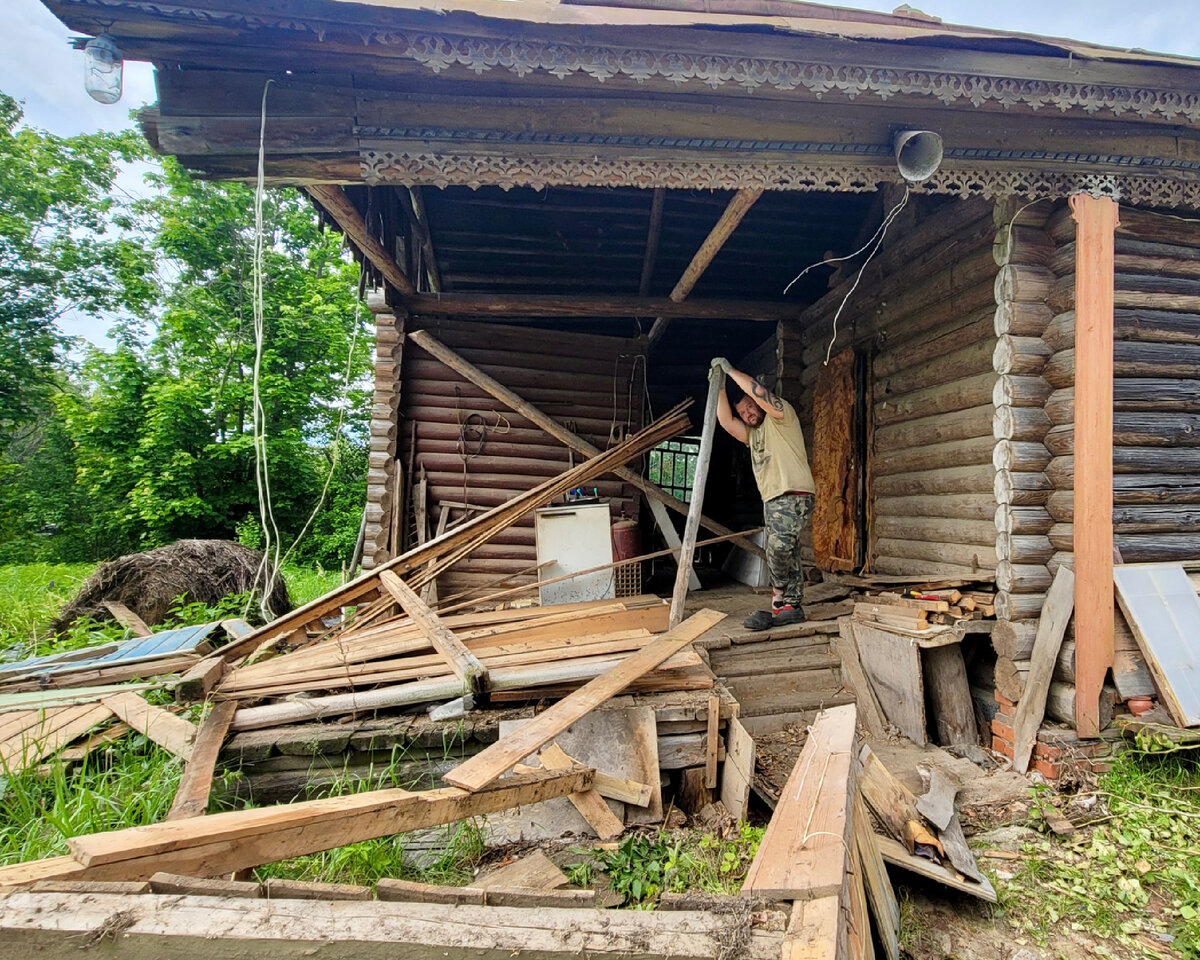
[1033,757,1063,779]
[994,690,1017,710]
[992,736,1014,758]
[992,718,1016,742]
[1034,741,1064,761]
[1085,760,1113,774]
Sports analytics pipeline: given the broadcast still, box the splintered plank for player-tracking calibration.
[741,703,858,900]
[0,704,114,774]
[781,897,841,960]
[377,569,488,694]
[1114,563,1200,727]
[1013,565,1075,772]
[102,601,152,637]
[8,768,594,885]
[167,701,238,820]
[856,744,923,846]
[443,609,725,792]
[103,692,197,761]
[875,834,997,902]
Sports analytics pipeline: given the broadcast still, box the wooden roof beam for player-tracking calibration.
[307,184,415,296]
[400,293,793,322]
[638,187,666,298]
[401,186,443,294]
[648,188,764,349]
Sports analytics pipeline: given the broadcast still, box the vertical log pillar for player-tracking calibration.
[1069,193,1118,737]
[363,302,404,571]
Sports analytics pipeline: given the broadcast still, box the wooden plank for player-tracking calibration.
[647,497,701,591]
[175,655,226,703]
[1013,565,1076,773]
[538,743,625,840]
[475,850,567,892]
[846,826,875,960]
[167,701,237,820]
[856,745,923,846]
[741,704,858,900]
[1114,563,1200,727]
[0,704,114,774]
[377,570,489,694]
[149,871,261,898]
[263,878,372,900]
[1071,193,1118,737]
[307,184,414,295]
[103,692,197,761]
[781,897,840,960]
[719,715,754,821]
[4,768,593,885]
[0,891,786,959]
[874,834,997,902]
[56,722,132,763]
[852,624,926,744]
[376,878,595,908]
[704,695,720,789]
[923,643,979,747]
[443,610,724,792]
[833,619,889,738]
[102,601,152,637]
[853,794,900,960]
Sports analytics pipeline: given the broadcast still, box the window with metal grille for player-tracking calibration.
[648,437,701,502]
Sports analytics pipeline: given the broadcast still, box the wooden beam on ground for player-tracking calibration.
[854,793,900,960]
[407,329,763,559]
[0,767,593,886]
[307,184,415,296]
[638,188,666,299]
[102,692,197,761]
[175,655,226,703]
[781,896,841,960]
[856,744,924,847]
[443,610,724,792]
[538,743,624,840]
[377,570,489,695]
[167,701,237,821]
[0,892,786,959]
[669,369,721,628]
[741,703,858,900]
[648,188,764,349]
[1070,192,1118,738]
[1013,565,1076,772]
[0,704,114,775]
[403,293,793,322]
[102,601,152,637]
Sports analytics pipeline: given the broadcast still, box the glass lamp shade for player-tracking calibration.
[84,35,123,105]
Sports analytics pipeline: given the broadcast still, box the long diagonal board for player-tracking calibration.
[1115,563,1200,727]
[1012,564,1075,773]
[741,703,858,900]
[442,609,725,792]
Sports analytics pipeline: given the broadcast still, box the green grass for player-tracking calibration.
[995,751,1200,958]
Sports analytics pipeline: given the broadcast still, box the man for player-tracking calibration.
[711,357,815,631]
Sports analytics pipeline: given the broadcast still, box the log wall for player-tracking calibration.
[780,196,1001,578]
[363,306,405,570]
[394,318,646,596]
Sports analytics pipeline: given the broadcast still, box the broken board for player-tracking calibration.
[1114,563,1200,727]
[853,623,926,745]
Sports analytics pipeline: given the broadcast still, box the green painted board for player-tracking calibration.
[1114,563,1200,728]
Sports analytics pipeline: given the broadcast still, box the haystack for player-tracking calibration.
[53,539,291,633]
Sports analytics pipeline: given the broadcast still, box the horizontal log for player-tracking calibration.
[996,561,1052,594]
[871,538,996,570]
[992,375,1052,408]
[872,435,995,478]
[1050,450,1200,487]
[994,469,1052,506]
[1046,681,1113,729]
[1044,309,1200,353]
[993,440,1051,473]
[872,516,997,545]
[993,405,1052,442]
[992,619,1039,659]
[1049,499,1200,531]
[994,301,1053,337]
[873,339,994,401]
[1051,233,1200,276]
[403,293,796,321]
[994,592,1046,621]
[873,404,994,453]
[869,556,995,579]
[1112,533,1200,562]
[873,373,997,427]
[993,336,1052,376]
[875,494,997,522]
[872,463,995,498]
[1047,551,1073,576]
[996,505,1054,535]
[993,224,1054,268]
[1049,272,1200,314]
[868,308,995,381]
[995,264,1054,304]
[994,657,1030,702]
[996,534,1054,565]
[1048,523,1073,552]
[1054,641,1077,685]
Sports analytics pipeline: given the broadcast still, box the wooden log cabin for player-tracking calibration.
[41,0,1200,738]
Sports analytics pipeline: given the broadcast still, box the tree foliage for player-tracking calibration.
[0,96,370,568]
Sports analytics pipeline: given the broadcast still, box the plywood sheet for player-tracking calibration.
[853,623,926,744]
[1114,563,1200,727]
[811,350,858,572]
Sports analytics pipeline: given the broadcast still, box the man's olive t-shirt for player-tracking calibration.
[747,398,815,503]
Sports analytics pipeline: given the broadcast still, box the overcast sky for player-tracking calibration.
[5,0,1200,341]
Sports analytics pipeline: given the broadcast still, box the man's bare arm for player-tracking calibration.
[716,378,749,445]
[728,367,786,421]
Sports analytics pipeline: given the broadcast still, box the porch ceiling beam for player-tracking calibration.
[649,188,764,348]
[401,186,443,294]
[637,187,666,298]
[400,293,795,322]
[307,184,416,296]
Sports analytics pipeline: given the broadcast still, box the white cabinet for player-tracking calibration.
[535,503,615,605]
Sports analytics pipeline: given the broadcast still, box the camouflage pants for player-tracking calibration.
[764,493,814,608]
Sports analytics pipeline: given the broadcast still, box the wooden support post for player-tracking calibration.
[1070,193,1118,738]
[669,369,721,627]
[307,184,415,296]
[638,187,665,298]
[649,188,764,349]
[408,329,763,559]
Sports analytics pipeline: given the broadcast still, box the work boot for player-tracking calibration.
[742,610,775,631]
[773,604,806,626]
